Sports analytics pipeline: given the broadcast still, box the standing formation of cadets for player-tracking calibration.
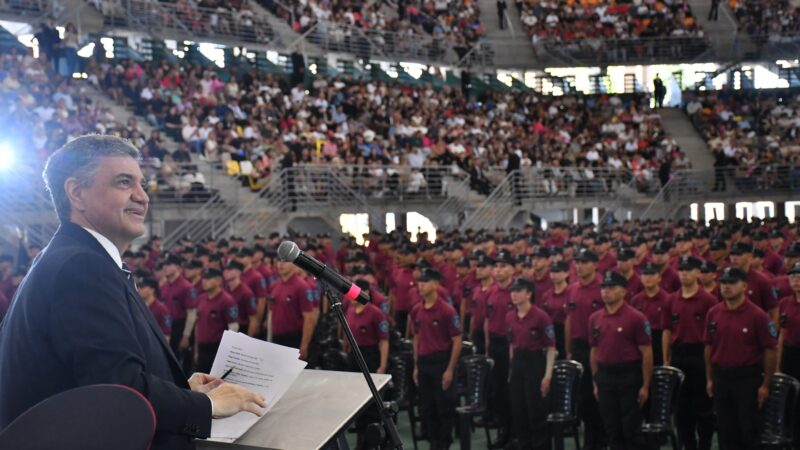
[96,217,800,450]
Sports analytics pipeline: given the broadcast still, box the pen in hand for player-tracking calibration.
[221,367,234,380]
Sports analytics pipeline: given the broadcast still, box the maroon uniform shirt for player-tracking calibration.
[485,281,514,336]
[228,282,258,327]
[532,271,554,305]
[705,300,777,368]
[630,289,669,331]
[411,299,461,356]
[390,266,417,313]
[663,289,719,344]
[540,286,569,324]
[346,303,390,347]
[506,306,556,351]
[242,267,269,299]
[438,263,458,296]
[589,303,652,365]
[269,274,316,336]
[369,285,391,317]
[566,276,603,341]
[195,291,238,344]
[779,296,800,346]
[659,267,681,294]
[160,276,199,321]
[763,249,784,276]
[470,282,495,332]
[744,268,779,313]
[597,253,617,274]
[0,290,8,323]
[410,284,452,308]
[147,298,172,336]
[773,276,792,301]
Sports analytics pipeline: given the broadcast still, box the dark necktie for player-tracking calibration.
[121,262,138,291]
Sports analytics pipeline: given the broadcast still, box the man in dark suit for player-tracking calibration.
[0,135,266,449]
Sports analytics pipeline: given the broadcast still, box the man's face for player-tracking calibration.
[418,279,437,297]
[617,258,633,273]
[729,253,751,270]
[511,289,532,306]
[493,263,514,282]
[69,156,148,247]
[533,256,548,272]
[277,260,294,278]
[477,265,492,280]
[223,268,239,284]
[641,272,661,289]
[720,280,746,301]
[651,252,669,266]
[575,260,596,279]
[678,268,699,287]
[699,271,716,286]
[601,286,624,305]
[164,263,179,278]
[790,274,800,293]
[550,270,568,284]
[202,276,220,292]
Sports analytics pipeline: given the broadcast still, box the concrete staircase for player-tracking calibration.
[687,0,757,60]
[658,108,713,171]
[476,0,538,67]
[247,0,324,56]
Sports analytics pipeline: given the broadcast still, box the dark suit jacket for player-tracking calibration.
[0,222,211,449]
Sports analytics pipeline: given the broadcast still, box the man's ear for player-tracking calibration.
[64,177,86,214]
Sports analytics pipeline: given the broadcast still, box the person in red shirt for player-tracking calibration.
[699,261,720,300]
[652,240,681,294]
[410,268,462,450]
[614,247,643,300]
[161,254,199,372]
[193,269,239,374]
[729,241,779,323]
[483,251,516,445]
[268,260,319,360]
[469,254,495,355]
[506,278,556,450]
[352,267,390,318]
[753,230,784,276]
[223,260,258,336]
[389,244,417,336]
[139,277,172,339]
[565,248,606,450]
[705,267,778,450]
[589,271,653,450]
[663,255,717,450]
[531,247,554,302]
[541,261,570,358]
[630,262,668,367]
[237,248,270,339]
[594,235,617,275]
[345,279,390,374]
[777,263,800,449]
[453,257,474,331]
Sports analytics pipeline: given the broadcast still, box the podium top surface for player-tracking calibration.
[201,369,391,450]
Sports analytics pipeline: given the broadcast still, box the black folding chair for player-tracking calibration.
[641,366,684,450]
[759,372,800,450]
[455,355,494,450]
[547,359,584,450]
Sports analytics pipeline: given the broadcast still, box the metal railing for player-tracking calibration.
[541,35,711,66]
[0,0,51,18]
[140,160,248,206]
[87,0,281,46]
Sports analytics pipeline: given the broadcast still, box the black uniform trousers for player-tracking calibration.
[554,323,566,359]
[573,339,607,449]
[196,341,220,374]
[651,329,663,367]
[509,350,549,449]
[418,350,457,449]
[782,345,800,450]
[349,345,381,433]
[672,343,714,450]
[396,311,409,337]
[712,364,762,450]
[473,328,486,355]
[596,361,644,450]
[169,318,194,374]
[488,334,511,430]
[273,331,302,349]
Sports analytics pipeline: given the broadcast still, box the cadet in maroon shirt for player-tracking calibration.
[630,263,668,366]
[352,267,391,318]
[346,279,390,373]
[223,261,258,336]
[754,231,784,276]
[663,255,717,450]
[139,277,172,338]
[778,263,800,449]
[651,240,681,294]
[390,244,417,336]
[705,267,778,450]
[541,261,570,358]
[594,236,617,275]
[194,269,239,374]
[565,248,606,450]
[410,268,462,450]
[614,247,643,301]
[505,278,556,450]
[531,247,554,302]
[589,271,653,450]
[161,254,199,371]
[483,251,516,444]
[470,255,495,355]
[237,248,270,338]
[268,261,319,360]
[699,261,720,301]
[729,241,779,323]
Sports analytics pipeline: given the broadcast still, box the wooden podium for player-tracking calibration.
[196,370,392,450]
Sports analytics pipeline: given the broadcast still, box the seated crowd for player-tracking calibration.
[1,216,799,449]
[729,0,800,39]
[685,88,800,191]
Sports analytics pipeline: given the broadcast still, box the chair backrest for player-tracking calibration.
[549,360,584,418]
[458,355,494,411]
[760,372,800,442]
[388,351,415,407]
[648,366,685,426]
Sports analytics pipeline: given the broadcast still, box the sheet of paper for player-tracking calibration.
[208,331,307,440]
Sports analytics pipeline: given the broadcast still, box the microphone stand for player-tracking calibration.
[320,281,404,450]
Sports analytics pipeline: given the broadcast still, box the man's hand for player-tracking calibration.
[413,366,419,385]
[442,368,454,390]
[541,377,551,397]
[758,385,770,408]
[706,380,713,398]
[638,386,649,406]
[299,345,308,361]
[180,336,190,351]
[377,365,387,374]
[207,383,267,418]
[248,325,261,338]
[188,373,224,394]
[593,382,598,400]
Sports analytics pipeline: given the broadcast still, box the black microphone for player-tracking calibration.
[278,241,371,305]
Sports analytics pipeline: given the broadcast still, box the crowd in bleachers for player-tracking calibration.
[685,88,800,191]
[729,0,800,38]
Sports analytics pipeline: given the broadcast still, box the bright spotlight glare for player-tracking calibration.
[0,144,16,171]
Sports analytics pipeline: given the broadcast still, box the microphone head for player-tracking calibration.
[277,241,301,262]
